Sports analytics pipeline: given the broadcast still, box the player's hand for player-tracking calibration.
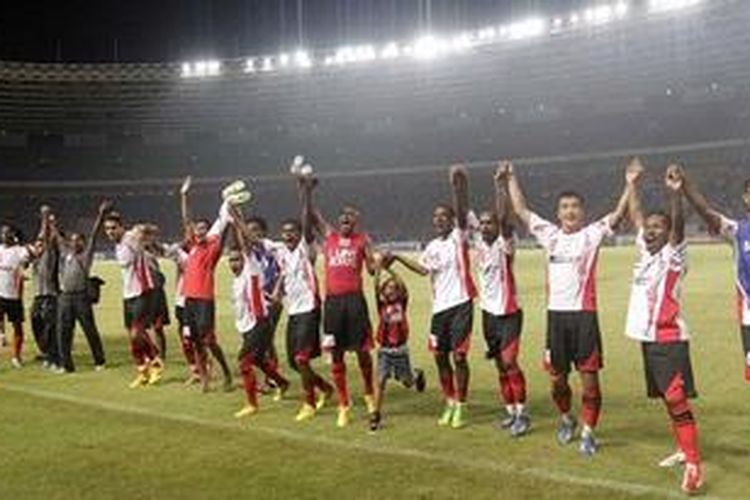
[450,164,468,186]
[381,250,395,269]
[665,164,684,192]
[98,199,113,215]
[40,204,51,217]
[495,160,513,183]
[626,157,644,185]
[181,175,192,195]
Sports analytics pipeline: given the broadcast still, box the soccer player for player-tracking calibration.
[31,206,60,368]
[305,177,377,428]
[142,224,170,359]
[392,165,477,429]
[229,219,290,418]
[625,162,703,494]
[180,181,234,392]
[679,169,750,382]
[103,211,163,387]
[368,253,426,432]
[468,161,528,437]
[51,201,109,372]
[0,224,35,367]
[244,216,284,391]
[504,160,633,455]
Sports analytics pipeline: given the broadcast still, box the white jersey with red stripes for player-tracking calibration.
[0,245,31,300]
[115,230,154,300]
[231,252,267,333]
[528,212,613,312]
[625,231,689,343]
[467,211,520,316]
[420,227,477,314]
[273,239,319,316]
[164,243,188,308]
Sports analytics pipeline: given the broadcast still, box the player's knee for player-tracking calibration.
[453,352,468,367]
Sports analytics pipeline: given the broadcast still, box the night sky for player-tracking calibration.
[0,0,585,63]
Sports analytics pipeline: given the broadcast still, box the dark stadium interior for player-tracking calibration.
[1,0,749,242]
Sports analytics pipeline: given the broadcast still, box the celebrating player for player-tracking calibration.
[305,174,377,428]
[680,169,750,382]
[469,161,528,437]
[31,206,60,369]
[0,224,36,367]
[504,160,632,455]
[229,215,290,418]
[368,252,426,432]
[103,211,163,387]
[394,165,477,429]
[180,181,234,392]
[624,161,703,494]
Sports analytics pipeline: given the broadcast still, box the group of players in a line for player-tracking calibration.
[4,159,750,495]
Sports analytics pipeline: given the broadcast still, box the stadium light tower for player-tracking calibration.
[649,0,703,13]
[507,18,546,41]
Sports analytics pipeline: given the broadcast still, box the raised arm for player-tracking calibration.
[504,162,532,227]
[298,177,318,243]
[680,168,723,234]
[84,200,111,269]
[208,200,232,239]
[625,157,645,230]
[666,165,686,245]
[180,176,194,241]
[606,160,640,230]
[450,164,470,230]
[495,161,513,238]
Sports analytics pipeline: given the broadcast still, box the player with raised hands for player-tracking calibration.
[624,160,703,495]
[503,158,633,456]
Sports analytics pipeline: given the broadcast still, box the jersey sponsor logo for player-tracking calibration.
[328,248,357,268]
[549,254,578,264]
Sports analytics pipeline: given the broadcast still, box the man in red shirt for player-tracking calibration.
[303,176,377,428]
[182,182,233,392]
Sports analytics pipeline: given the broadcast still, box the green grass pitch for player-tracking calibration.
[1,245,748,499]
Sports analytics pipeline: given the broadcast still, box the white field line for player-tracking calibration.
[2,383,710,499]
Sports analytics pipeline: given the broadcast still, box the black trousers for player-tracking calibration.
[57,292,106,371]
[31,295,57,361]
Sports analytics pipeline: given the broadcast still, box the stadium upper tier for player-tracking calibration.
[0,0,748,180]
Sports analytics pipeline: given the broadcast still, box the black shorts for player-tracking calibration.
[123,295,150,331]
[642,341,697,399]
[286,309,322,370]
[238,318,274,363]
[429,301,473,354]
[482,309,523,359]
[184,298,215,342]
[545,311,603,374]
[323,292,372,352]
[378,347,414,385]
[0,298,24,323]
[149,287,171,327]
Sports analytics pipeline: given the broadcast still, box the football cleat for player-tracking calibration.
[363,394,377,415]
[234,404,258,419]
[368,412,382,433]
[556,415,578,446]
[450,402,468,429]
[10,357,22,369]
[316,386,333,411]
[295,404,316,422]
[681,462,704,495]
[414,368,426,393]
[273,380,290,402]
[438,401,456,427]
[510,413,531,438]
[336,406,351,428]
[579,431,598,457]
[658,450,686,468]
[128,371,149,389]
[147,359,164,385]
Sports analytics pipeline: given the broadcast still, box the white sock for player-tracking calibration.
[515,403,525,415]
[505,404,515,416]
[582,424,594,437]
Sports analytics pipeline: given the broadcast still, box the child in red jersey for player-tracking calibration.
[369,253,426,432]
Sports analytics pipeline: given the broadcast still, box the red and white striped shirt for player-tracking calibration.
[626,230,689,343]
[420,227,477,314]
[231,253,267,333]
[273,240,319,316]
[0,245,30,300]
[529,212,612,312]
[116,231,154,300]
